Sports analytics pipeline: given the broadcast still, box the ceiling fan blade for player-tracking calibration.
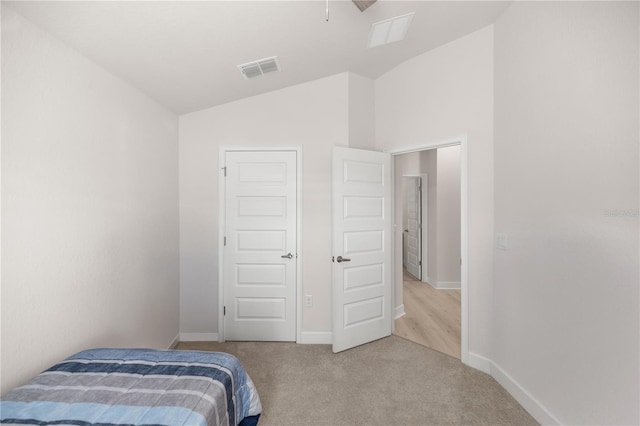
[352,0,377,12]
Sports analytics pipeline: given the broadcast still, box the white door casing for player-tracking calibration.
[223,150,297,341]
[386,136,468,365]
[332,147,392,353]
[404,176,422,279]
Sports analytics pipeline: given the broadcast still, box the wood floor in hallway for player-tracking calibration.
[394,270,461,359]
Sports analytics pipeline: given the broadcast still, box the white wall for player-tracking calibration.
[179,73,350,338]
[493,2,639,424]
[1,6,180,394]
[376,26,495,356]
[348,73,376,151]
[435,145,461,285]
[420,149,438,282]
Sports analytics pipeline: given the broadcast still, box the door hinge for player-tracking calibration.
[224,236,227,246]
[222,166,227,177]
[419,261,422,266]
[224,306,226,316]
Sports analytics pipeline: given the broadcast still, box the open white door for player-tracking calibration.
[404,177,422,279]
[332,147,392,353]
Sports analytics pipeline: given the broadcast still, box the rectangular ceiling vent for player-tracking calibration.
[368,12,415,48]
[238,56,280,79]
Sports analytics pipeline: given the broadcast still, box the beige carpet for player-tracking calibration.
[176,336,538,426]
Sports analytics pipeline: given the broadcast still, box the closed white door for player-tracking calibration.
[332,147,392,353]
[223,151,297,341]
[404,177,422,279]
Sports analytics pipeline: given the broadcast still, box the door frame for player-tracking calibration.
[217,146,303,343]
[386,135,469,364]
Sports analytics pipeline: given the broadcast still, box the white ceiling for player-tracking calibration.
[7,1,512,114]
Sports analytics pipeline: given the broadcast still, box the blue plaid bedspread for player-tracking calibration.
[0,348,262,426]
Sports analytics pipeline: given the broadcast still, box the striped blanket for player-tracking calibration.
[0,348,262,426]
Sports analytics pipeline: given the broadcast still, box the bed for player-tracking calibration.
[0,348,262,426]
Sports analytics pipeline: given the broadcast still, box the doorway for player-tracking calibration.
[390,141,465,360]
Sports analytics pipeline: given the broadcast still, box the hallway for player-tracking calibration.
[394,270,461,359]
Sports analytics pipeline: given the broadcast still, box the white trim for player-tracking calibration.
[168,334,180,349]
[180,333,219,342]
[466,351,492,374]
[435,281,461,290]
[384,136,465,155]
[460,136,469,366]
[420,173,428,281]
[218,146,303,343]
[425,275,435,287]
[218,150,226,342]
[394,304,406,319]
[467,352,561,425]
[295,149,303,344]
[388,135,469,366]
[490,362,561,425]
[390,158,396,335]
[299,331,332,344]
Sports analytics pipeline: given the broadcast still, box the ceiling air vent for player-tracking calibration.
[368,12,415,48]
[238,56,280,79]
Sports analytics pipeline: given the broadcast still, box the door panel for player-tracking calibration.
[236,230,287,251]
[344,297,384,327]
[332,147,392,353]
[236,264,286,287]
[344,264,384,291]
[224,151,297,341]
[344,231,384,255]
[236,298,286,319]
[237,196,287,217]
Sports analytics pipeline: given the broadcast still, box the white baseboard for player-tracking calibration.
[466,351,492,374]
[395,304,406,319]
[490,361,560,425]
[168,334,180,349]
[436,281,461,289]
[180,331,330,344]
[425,278,461,290]
[179,332,219,342]
[466,352,560,425]
[298,331,332,344]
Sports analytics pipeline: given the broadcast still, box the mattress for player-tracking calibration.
[0,348,262,426]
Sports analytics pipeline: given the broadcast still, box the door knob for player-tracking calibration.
[336,256,351,263]
[281,253,294,259]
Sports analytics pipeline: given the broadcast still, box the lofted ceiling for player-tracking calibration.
[6,1,512,114]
